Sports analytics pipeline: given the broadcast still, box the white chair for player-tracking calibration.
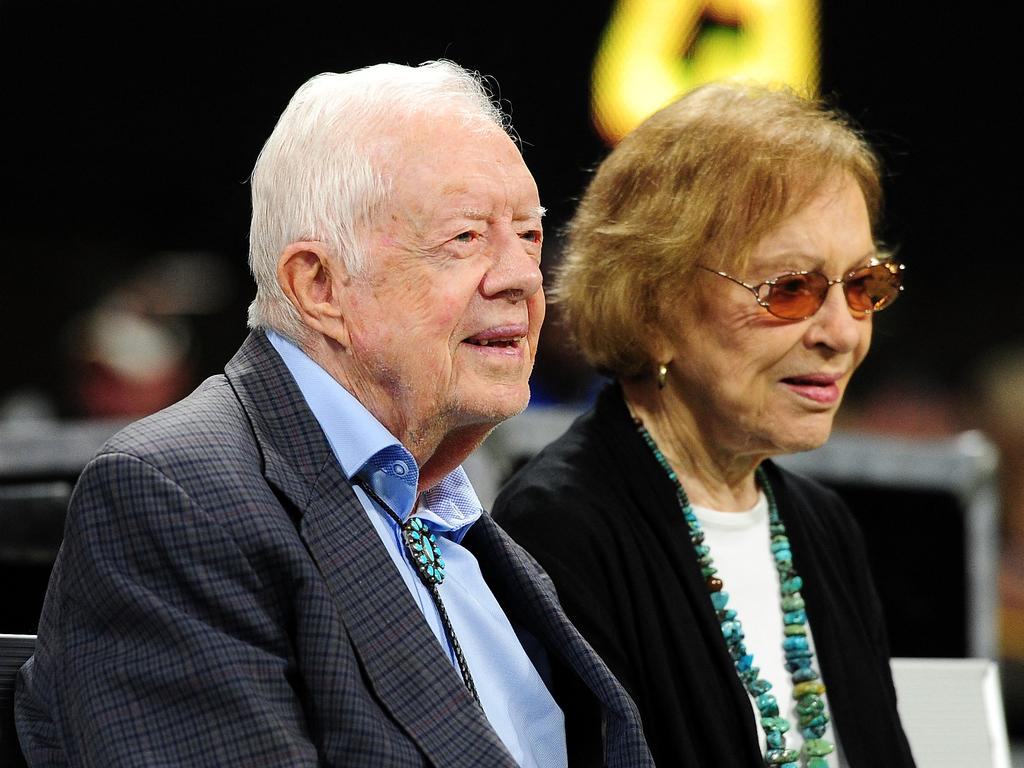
[891,657,1011,768]
[0,634,34,768]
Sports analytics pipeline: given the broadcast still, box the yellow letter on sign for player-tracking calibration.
[591,0,819,144]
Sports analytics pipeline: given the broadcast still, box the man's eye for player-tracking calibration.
[520,230,542,244]
[453,231,479,244]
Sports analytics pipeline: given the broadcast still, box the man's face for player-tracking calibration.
[338,119,545,452]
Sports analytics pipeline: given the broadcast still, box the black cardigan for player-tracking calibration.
[493,384,916,767]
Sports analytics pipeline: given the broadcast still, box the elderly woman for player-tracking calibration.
[492,83,915,767]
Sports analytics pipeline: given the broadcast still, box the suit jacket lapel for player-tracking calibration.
[463,515,646,750]
[224,332,513,766]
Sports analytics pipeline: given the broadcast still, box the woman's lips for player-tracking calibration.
[781,374,843,404]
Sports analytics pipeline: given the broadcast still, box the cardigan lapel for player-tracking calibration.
[594,384,764,755]
[224,331,514,767]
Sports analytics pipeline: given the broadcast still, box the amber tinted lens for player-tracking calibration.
[844,264,903,313]
[765,272,829,319]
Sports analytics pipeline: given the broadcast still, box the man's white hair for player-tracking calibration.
[247,60,510,344]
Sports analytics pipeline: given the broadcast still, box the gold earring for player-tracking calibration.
[657,363,668,390]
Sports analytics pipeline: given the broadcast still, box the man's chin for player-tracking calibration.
[454,385,531,428]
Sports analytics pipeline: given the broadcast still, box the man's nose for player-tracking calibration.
[482,233,543,301]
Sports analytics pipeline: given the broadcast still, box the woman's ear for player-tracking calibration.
[643,318,676,368]
[276,241,352,347]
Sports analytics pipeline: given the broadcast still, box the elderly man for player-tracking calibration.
[15,61,653,767]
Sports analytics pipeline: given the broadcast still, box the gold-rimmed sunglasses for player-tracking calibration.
[699,260,905,320]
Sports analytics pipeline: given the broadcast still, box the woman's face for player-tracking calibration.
[661,173,875,461]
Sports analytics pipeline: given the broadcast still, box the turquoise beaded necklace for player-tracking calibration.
[635,419,835,768]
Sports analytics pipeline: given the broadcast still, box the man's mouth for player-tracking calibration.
[463,325,529,349]
[464,336,523,347]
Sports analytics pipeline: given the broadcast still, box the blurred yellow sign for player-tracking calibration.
[592,0,820,144]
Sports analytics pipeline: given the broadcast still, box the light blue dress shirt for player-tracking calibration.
[267,331,567,768]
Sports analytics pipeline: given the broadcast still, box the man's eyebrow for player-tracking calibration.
[454,205,547,220]
[516,206,547,220]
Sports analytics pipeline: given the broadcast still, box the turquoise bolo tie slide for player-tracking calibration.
[352,475,480,705]
[402,517,446,586]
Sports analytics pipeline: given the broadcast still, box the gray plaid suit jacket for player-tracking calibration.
[15,331,653,767]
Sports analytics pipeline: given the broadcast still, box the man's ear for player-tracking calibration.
[277,241,352,347]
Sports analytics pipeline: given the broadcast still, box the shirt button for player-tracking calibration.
[392,461,408,477]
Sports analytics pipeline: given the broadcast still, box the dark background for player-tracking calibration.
[1,0,1021,417]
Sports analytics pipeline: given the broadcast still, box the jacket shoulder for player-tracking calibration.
[77,374,270,524]
[105,374,254,458]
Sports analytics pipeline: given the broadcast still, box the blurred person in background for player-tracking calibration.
[494,82,916,767]
[15,60,652,767]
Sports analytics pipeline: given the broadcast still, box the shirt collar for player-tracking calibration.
[266,330,482,539]
[418,465,484,541]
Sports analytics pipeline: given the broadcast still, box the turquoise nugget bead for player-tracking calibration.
[721,621,743,640]
[802,724,828,740]
[805,738,834,757]
[765,729,783,748]
[757,693,779,717]
[785,657,812,673]
[765,748,799,764]
[792,667,819,683]
[781,576,803,594]
[782,636,809,652]
[761,716,789,733]
[797,698,824,717]
[802,713,828,729]
[808,759,829,768]
[781,595,805,611]
[739,667,760,685]
[783,609,806,624]
[710,591,729,610]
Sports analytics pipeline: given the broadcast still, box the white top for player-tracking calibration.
[692,494,845,766]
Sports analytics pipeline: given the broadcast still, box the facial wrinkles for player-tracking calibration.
[333,122,542,460]
[683,291,789,451]
[653,175,874,482]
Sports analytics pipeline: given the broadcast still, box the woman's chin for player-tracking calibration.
[770,416,838,456]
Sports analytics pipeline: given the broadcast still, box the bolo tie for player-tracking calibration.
[353,476,481,706]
